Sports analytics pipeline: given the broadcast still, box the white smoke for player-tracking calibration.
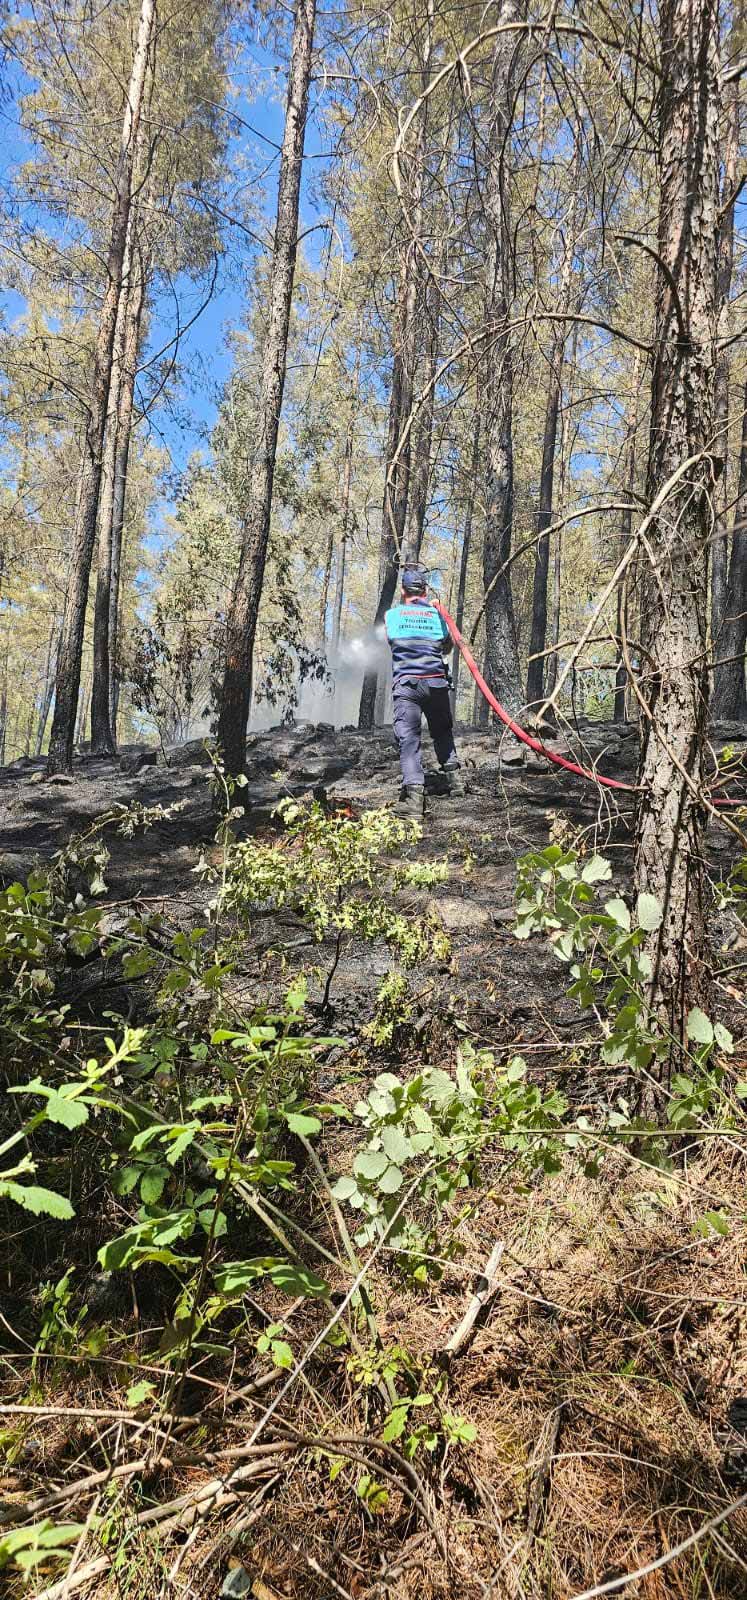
[256,627,390,730]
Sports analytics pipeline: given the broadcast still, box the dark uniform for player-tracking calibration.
[384,574,462,812]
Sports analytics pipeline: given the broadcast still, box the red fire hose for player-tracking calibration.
[433,599,743,810]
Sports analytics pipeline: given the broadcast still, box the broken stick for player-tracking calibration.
[440,1241,505,1365]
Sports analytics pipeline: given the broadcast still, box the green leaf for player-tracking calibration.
[213,1259,271,1295]
[694,1209,729,1238]
[331,1175,359,1201]
[381,1125,411,1163]
[267,1261,329,1299]
[605,897,631,932]
[0,1181,74,1219]
[377,1164,404,1194]
[0,1521,86,1573]
[112,1165,140,1197]
[581,855,612,884]
[126,1379,156,1408]
[505,1057,526,1084]
[354,1149,389,1181]
[686,1007,714,1046]
[443,1413,477,1445]
[283,1111,321,1137]
[270,1339,293,1369]
[636,893,662,931]
[382,1404,409,1441]
[43,1090,88,1130]
[165,1125,198,1166]
[714,1022,734,1054]
[140,1165,169,1205]
[356,1473,388,1512]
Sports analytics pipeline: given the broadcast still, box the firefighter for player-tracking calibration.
[384,568,464,819]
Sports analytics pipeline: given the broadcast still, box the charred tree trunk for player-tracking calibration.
[711,78,739,680]
[358,7,432,731]
[451,418,480,715]
[91,213,137,756]
[91,219,147,753]
[109,253,145,741]
[217,0,316,774]
[481,1,523,718]
[634,0,720,1115]
[713,380,747,720]
[47,0,155,775]
[614,351,642,722]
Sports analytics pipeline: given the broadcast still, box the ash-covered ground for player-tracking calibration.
[2,717,744,1074]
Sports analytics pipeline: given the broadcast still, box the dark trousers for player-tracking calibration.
[392,678,459,786]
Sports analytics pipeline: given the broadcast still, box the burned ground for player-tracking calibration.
[1,722,747,1599]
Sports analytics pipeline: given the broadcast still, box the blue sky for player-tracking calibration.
[0,20,332,483]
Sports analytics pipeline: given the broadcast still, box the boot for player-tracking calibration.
[441,767,465,798]
[396,784,425,820]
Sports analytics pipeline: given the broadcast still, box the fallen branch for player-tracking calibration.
[32,1459,287,1600]
[439,1241,505,1365]
[526,1402,565,1541]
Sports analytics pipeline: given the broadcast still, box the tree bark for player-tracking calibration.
[614,350,642,722]
[710,77,739,678]
[109,248,146,741]
[525,176,580,712]
[35,619,57,756]
[634,0,720,1114]
[0,623,8,766]
[407,254,442,564]
[545,321,579,701]
[713,379,747,720]
[358,5,432,731]
[91,211,138,755]
[319,520,335,644]
[76,675,90,747]
[331,400,355,655]
[451,418,480,716]
[47,0,156,775]
[217,0,316,774]
[481,0,523,718]
[526,328,563,708]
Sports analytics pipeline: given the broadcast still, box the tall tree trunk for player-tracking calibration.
[358,5,432,731]
[545,322,579,701]
[614,350,642,722]
[481,0,523,718]
[451,418,480,715]
[91,209,138,756]
[0,622,8,766]
[710,77,739,680]
[526,328,564,708]
[713,380,747,720]
[319,526,335,644]
[634,0,720,1114]
[217,0,316,775]
[109,249,146,741]
[407,256,442,564]
[332,400,355,654]
[47,0,156,775]
[76,675,90,747]
[525,178,580,712]
[35,620,57,755]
